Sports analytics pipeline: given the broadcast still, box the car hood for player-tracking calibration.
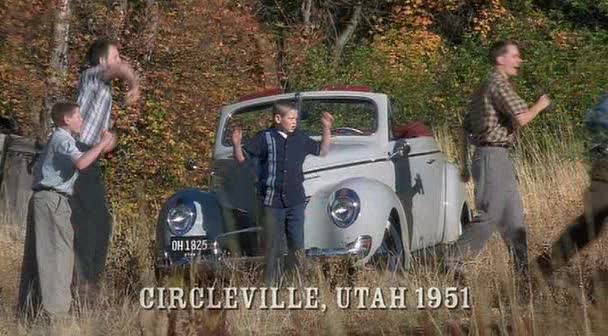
[303,140,385,173]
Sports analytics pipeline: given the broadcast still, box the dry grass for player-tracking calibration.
[0,129,606,335]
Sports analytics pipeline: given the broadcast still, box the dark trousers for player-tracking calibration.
[70,161,112,285]
[262,203,305,285]
[537,177,608,276]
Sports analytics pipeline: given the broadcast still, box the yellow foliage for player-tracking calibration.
[471,0,510,40]
[373,29,444,76]
[551,30,582,49]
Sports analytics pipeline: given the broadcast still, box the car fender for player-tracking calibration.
[305,177,409,264]
[156,188,224,263]
[442,163,468,243]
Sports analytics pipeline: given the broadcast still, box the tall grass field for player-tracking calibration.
[0,129,606,336]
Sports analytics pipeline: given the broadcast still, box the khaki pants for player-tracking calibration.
[18,190,74,317]
[450,147,529,276]
[70,161,112,284]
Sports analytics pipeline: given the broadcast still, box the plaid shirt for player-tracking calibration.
[76,65,113,146]
[32,128,83,195]
[464,70,528,146]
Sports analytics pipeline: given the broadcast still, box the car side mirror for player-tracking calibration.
[389,142,410,160]
[185,158,199,171]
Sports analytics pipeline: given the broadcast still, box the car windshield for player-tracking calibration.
[222,98,377,146]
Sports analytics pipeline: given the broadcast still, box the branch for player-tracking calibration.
[332,2,363,67]
[301,0,313,28]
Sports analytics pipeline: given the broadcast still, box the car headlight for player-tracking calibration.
[328,188,360,228]
[167,203,196,235]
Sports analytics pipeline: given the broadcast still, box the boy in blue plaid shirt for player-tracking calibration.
[18,102,115,319]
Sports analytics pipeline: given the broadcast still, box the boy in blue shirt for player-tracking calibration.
[18,102,115,319]
[232,102,333,284]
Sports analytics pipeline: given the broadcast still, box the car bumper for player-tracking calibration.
[156,235,373,274]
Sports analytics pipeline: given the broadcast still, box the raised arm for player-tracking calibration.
[102,63,140,105]
[102,63,137,86]
[75,131,114,170]
[320,112,334,157]
[493,82,551,128]
[232,127,246,163]
[513,94,551,127]
[101,131,118,154]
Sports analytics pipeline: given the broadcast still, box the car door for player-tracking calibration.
[392,137,445,251]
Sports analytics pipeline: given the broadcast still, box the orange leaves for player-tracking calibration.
[471,0,510,39]
[95,0,278,209]
[551,30,581,50]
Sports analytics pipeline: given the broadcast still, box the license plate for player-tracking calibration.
[170,236,210,253]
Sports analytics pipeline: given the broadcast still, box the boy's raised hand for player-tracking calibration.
[231,126,243,146]
[125,86,140,105]
[321,112,334,129]
[101,131,117,154]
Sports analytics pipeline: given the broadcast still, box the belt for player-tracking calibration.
[477,142,511,148]
[33,186,70,198]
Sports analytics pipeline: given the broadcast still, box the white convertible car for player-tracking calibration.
[155,87,470,274]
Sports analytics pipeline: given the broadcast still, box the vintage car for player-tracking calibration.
[155,87,470,275]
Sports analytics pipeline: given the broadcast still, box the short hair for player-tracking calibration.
[86,38,117,66]
[272,101,297,118]
[51,102,79,126]
[490,40,519,64]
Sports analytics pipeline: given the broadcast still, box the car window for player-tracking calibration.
[299,98,377,137]
[223,98,378,146]
[223,104,275,146]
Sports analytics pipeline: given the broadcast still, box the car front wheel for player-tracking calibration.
[372,216,405,272]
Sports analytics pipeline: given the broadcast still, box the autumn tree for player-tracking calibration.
[40,0,71,141]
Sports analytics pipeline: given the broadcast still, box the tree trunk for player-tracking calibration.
[301,0,313,30]
[39,0,71,142]
[143,0,159,65]
[253,33,280,89]
[332,2,362,67]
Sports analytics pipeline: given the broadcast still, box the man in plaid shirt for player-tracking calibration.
[72,39,139,292]
[450,41,551,286]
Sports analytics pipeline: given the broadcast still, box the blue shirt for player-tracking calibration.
[32,128,83,195]
[243,128,321,208]
[585,94,608,162]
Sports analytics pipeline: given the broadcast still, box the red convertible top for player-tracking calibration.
[393,121,434,139]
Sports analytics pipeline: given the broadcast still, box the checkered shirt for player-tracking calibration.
[464,70,528,146]
[76,65,113,146]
